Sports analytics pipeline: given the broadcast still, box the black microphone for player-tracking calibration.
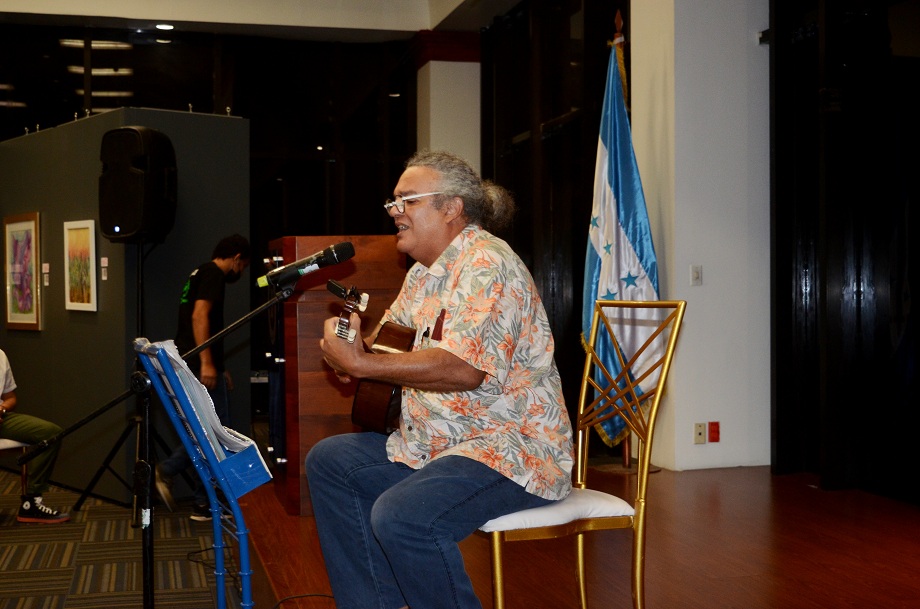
[256,241,355,288]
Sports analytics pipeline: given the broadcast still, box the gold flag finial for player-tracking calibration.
[612,10,628,110]
[608,10,625,47]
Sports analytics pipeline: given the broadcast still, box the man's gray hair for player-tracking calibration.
[406,150,516,232]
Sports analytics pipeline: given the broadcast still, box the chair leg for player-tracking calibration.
[576,533,588,609]
[632,532,645,609]
[20,447,28,496]
[489,532,506,609]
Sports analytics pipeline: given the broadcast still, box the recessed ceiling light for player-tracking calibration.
[76,89,134,98]
[156,24,174,31]
[60,39,132,50]
[67,66,134,76]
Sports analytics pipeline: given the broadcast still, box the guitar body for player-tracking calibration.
[327,278,416,434]
[351,322,416,434]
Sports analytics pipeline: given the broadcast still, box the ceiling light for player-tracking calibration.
[93,91,134,98]
[67,66,134,76]
[0,101,27,108]
[60,39,133,50]
[156,24,174,31]
[156,39,173,44]
[76,89,134,98]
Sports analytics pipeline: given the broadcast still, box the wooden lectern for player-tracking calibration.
[267,235,406,515]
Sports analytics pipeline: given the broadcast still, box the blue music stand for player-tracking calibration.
[134,338,271,609]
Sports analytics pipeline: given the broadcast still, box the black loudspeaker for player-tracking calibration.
[99,126,177,243]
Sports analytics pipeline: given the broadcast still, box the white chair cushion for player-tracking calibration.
[0,439,30,450]
[480,487,635,533]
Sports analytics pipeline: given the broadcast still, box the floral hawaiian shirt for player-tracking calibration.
[382,225,574,500]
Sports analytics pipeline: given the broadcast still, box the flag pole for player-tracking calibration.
[583,10,662,475]
[614,10,633,472]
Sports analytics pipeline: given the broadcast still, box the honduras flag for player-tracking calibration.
[582,41,660,446]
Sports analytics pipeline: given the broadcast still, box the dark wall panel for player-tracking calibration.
[771,2,919,504]
[0,108,249,503]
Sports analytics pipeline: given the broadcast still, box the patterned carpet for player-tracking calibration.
[0,469,240,608]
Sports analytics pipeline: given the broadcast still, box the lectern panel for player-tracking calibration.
[268,235,406,515]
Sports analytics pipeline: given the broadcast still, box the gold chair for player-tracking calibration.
[0,439,31,495]
[478,299,686,609]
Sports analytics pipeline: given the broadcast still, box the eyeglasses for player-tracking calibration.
[383,191,443,214]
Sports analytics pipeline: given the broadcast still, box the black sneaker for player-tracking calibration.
[18,495,71,524]
[189,503,230,522]
[155,465,176,512]
[190,503,213,522]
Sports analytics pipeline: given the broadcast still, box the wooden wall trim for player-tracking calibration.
[412,29,481,69]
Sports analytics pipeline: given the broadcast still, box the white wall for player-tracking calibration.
[632,0,771,470]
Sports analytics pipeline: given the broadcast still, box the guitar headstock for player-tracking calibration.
[327,280,368,343]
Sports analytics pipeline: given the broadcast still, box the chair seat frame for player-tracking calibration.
[0,439,30,495]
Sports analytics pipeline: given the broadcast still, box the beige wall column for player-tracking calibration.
[413,31,481,172]
[632,0,771,470]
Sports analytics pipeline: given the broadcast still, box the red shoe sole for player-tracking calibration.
[17,515,71,524]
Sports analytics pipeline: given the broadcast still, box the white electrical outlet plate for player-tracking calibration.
[694,422,707,444]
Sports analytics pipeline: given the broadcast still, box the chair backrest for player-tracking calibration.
[576,300,686,495]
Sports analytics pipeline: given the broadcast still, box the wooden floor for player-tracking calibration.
[239,464,920,608]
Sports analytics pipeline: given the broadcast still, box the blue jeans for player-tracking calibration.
[159,374,230,505]
[305,433,552,609]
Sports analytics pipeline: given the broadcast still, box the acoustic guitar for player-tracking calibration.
[327,280,415,434]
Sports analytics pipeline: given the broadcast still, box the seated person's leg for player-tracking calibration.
[371,455,550,609]
[3,412,70,524]
[306,432,412,609]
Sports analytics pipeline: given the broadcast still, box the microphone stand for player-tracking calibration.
[17,282,295,468]
[18,277,298,609]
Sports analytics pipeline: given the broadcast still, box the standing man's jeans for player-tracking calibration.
[305,432,552,609]
[159,374,230,505]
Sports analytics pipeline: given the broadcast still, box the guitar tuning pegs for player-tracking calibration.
[346,328,358,343]
[358,293,370,312]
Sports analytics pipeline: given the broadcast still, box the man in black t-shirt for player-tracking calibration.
[157,234,250,521]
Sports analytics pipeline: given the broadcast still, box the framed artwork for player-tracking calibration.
[4,212,42,330]
[64,219,97,311]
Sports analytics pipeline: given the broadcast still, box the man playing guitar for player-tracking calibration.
[308,150,574,609]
